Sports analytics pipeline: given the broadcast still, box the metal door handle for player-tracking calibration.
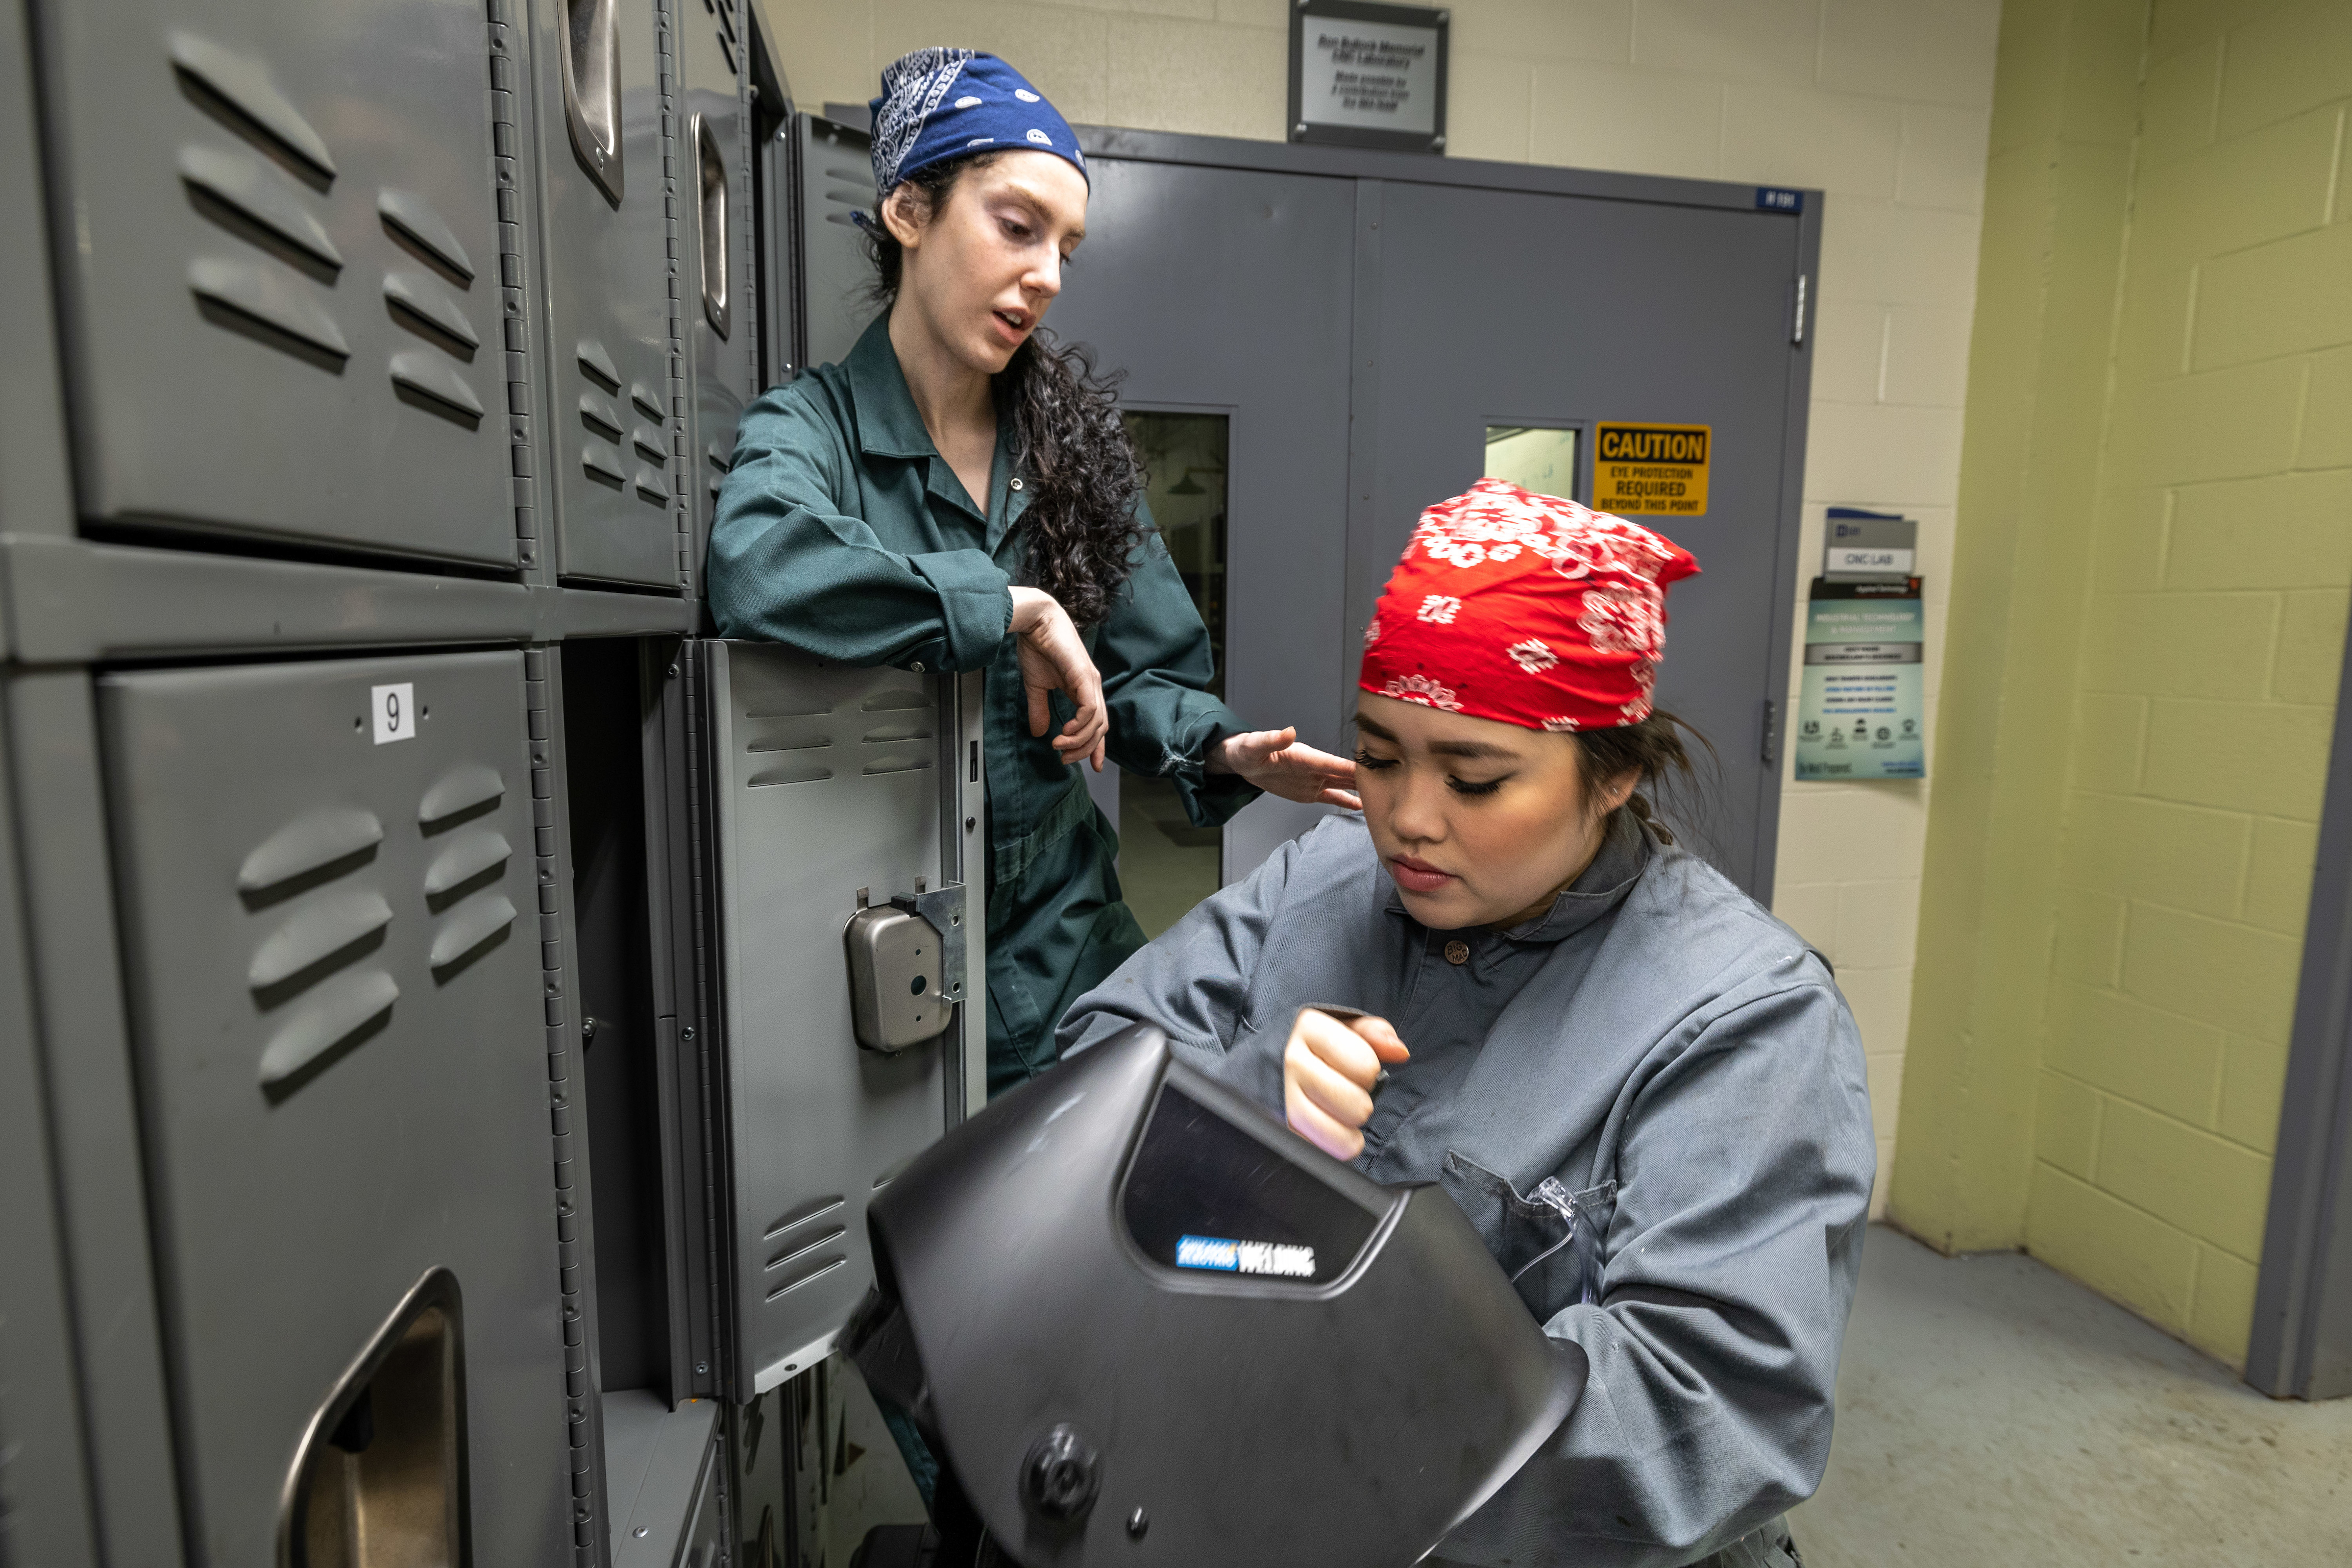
[560,0,623,204]
[694,112,731,339]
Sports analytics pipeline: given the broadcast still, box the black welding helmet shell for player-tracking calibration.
[851,1022,1585,1568]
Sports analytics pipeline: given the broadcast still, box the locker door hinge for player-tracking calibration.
[1761,697,1781,766]
[1791,274,1809,346]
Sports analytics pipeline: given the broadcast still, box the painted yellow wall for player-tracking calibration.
[1893,0,2352,1368]
[762,0,2006,1218]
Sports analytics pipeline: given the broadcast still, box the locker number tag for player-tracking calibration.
[372,684,417,744]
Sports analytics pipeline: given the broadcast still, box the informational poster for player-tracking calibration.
[1593,422,1710,516]
[1793,578,1925,780]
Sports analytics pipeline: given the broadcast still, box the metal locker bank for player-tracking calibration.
[0,1,1820,1563]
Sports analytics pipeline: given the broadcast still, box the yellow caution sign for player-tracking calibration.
[1594,422,1710,517]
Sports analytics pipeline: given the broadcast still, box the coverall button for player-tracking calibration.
[1444,939,1470,965]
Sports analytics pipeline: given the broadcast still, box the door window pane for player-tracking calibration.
[1120,412,1228,938]
[1484,425,1579,498]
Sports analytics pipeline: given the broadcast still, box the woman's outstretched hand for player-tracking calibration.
[1208,727,1361,809]
[1008,587,1107,770]
[1284,1009,1410,1162]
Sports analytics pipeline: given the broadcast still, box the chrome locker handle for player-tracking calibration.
[693,112,732,339]
[560,0,623,204]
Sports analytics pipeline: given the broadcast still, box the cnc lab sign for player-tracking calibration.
[1594,422,1711,517]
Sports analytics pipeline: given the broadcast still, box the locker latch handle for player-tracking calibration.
[844,883,968,1055]
[559,0,623,205]
[693,113,731,339]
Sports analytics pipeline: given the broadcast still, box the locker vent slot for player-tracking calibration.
[428,893,516,976]
[248,889,394,993]
[417,763,504,828]
[707,440,729,472]
[178,145,343,273]
[240,808,385,897]
[421,829,512,902]
[746,764,832,788]
[635,466,670,505]
[860,758,931,778]
[764,1195,845,1240]
[859,691,930,712]
[377,188,475,283]
[744,706,833,720]
[189,256,349,366]
[383,272,480,354]
[765,1225,846,1274]
[763,1253,846,1303]
[579,393,623,439]
[630,382,663,420]
[259,968,399,1091]
[860,725,933,745]
[746,735,830,754]
[389,352,484,425]
[583,444,626,487]
[632,424,666,462]
[576,338,621,392]
[168,30,337,185]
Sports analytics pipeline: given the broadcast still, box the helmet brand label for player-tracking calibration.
[1175,1234,1316,1278]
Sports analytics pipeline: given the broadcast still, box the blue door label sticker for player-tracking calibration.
[1756,187,1804,212]
[1175,1234,1317,1278]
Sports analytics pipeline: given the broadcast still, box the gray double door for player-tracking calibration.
[1050,158,1807,898]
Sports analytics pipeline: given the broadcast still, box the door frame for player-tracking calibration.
[2249,609,2352,1399]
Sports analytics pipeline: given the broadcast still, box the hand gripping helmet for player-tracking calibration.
[847,1023,1585,1567]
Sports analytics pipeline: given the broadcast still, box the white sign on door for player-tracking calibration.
[372,683,417,744]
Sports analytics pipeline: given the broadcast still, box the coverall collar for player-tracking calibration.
[846,316,1029,541]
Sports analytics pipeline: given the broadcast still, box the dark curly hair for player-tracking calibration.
[866,152,1147,627]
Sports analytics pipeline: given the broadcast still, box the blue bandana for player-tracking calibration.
[868,48,1087,198]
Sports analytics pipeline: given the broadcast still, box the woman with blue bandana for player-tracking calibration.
[710,49,1356,1100]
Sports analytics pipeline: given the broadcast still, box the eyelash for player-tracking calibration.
[1352,750,1509,796]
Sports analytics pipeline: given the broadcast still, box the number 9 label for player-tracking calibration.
[372,683,416,745]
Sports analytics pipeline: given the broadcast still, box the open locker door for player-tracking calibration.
[697,641,987,1401]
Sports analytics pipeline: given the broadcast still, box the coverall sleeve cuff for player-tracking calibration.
[1175,718,1262,828]
[908,550,1015,672]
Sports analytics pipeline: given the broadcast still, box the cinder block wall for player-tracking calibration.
[764,0,2004,1216]
[1893,0,2351,1368]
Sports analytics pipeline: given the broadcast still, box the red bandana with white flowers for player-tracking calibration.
[1357,479,1700,732]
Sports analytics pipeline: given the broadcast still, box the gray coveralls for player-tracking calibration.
[1058,809,1876,1568]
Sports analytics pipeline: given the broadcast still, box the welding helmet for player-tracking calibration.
[847,1022,1584,1567]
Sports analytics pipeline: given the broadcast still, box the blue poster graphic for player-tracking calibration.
[1793,578,1925,781]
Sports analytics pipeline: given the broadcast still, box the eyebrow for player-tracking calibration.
[1354,716,1520,762]
[998,183,1085,245]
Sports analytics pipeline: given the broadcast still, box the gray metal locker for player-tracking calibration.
[34,0,525,568]
[706,643,985,1400]
[674,0,757,582]
[98,650,571,1568]
[529,0,684,588]
[796,114,872,373]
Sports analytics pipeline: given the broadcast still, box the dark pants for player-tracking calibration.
[983,798,1145,1094]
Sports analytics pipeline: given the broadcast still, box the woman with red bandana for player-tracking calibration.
[1060,481,1875,1568]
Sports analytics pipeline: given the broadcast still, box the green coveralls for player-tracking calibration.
[707,318,1259,1094]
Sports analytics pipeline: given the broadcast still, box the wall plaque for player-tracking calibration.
[1289,0,1449,154]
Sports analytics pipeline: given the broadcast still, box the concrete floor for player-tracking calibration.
[1790,1225,2352,1566]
